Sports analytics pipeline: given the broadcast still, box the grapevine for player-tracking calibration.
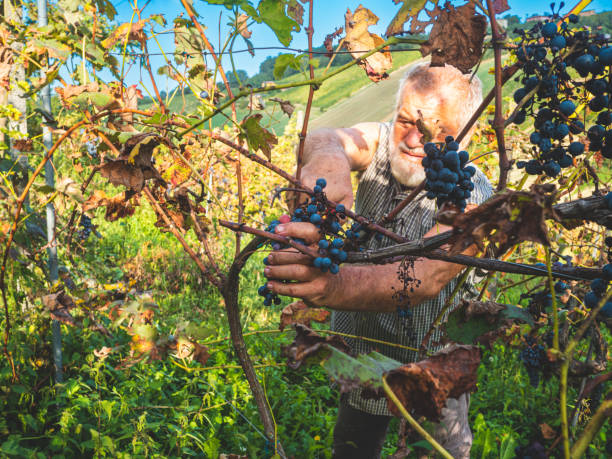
[511,13,612,176]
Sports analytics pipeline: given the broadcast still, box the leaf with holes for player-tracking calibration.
[239,114,278,160]
[344,6,392,82]
[386,0,429,37]
[287,0,305,25]
[438,184,559,256]
[269,97,295,117]
[419,2,487,73]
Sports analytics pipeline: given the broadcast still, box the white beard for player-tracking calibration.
[389,139,427,188]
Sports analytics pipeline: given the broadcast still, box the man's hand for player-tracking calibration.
[264,222,342,307]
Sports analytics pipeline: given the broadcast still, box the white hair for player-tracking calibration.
[394,62,483,136]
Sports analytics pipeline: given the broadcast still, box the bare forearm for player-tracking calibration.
[326,253,475,313]
[300,129,353,204]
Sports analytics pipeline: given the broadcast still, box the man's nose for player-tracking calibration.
[403,126,423,149]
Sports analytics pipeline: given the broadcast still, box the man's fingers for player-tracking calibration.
[267,250,312,266]
[265,264,317,282]
[274,222,320,245]
[266,280,312,298]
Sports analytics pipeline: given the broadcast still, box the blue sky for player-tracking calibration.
[110,0,611,87]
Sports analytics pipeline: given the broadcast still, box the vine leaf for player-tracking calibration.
[442,299,533,347]
[438,184,559,257]
[175,337,211,365]
[256,0,300,47]
[273,53,301,80]
[83,190,137,222]
[173,18,217,96]
[279,301,330,331]
[386,0,429,37]
[323,27,344,57]
[99,133,162,192]
[419,2,487,73]
[383,345,481,421]
[344,6,393,82]
[281,324,352,370]
[493,0,511,14]
[269,97,295,117]
[102,18,149,49]
[287,0,305,25]
[236,13,252,38]
[239,114,277,160]
[283,325,480,421]
[42,290,78,326]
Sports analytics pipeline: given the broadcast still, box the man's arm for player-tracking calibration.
[298,123,381,208]
[264,222,477,313]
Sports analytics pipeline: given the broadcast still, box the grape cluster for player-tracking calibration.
[78,214,93,241]
[520,335,547,387]
[257,178,350,306]
[511,13,612,177]
[421,136,475,211]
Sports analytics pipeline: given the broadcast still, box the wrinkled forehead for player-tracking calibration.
[396,79,465,131]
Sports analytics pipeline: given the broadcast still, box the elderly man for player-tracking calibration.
[264,62,493,458]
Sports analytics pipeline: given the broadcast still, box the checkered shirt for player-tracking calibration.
[330,122,493,415]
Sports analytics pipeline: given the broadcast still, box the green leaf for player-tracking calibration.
[273,53,300,80]
[95,0,117,20]
[386,0,429,36]
[499,433,518,459]
[444,302,533,345]
[33,39,71,60]
[239,114,277,160]
[321,347,401,392]
[257,0,300,47]
[69,91,114,108]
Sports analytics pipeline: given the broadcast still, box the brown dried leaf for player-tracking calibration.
[493,0,511,14]
[93,346,114,361]
[344,6,392,82]
[0,47,12,89]
[42,290,78,326]
[438,185,559,257]
[282,323,351,369]
[176,337,210,365]
[99,134,161,192]
[102,19,148,49]
[287,0,304,25]
[464,300,505,323]
[279,301,331,331]
[84,190,137,222]
[419,2,487,73]
[236,13,252,39]
[540,423,556,440]
[13,139,33,152]
[384,345,481,421]
[269,97,295,117]
[323,27,344,57]
[99,162,147,192]
[55,82,101,104]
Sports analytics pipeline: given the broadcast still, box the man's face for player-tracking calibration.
[390,82,464,187]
